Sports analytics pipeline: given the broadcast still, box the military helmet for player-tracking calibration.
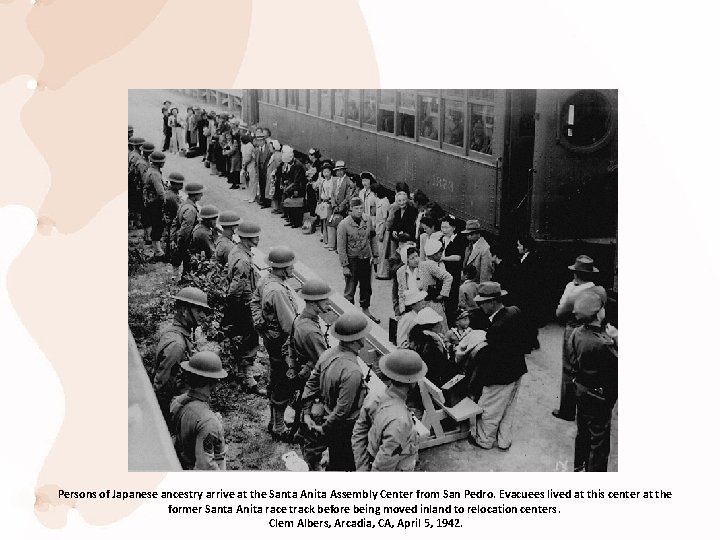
[217,210,242,228]
[236,221,261,238]
[299,279,332,301]
[168,172,185,186]
[184,182,205,195]
[181,351,228,379]
[149,151,166,164]
[380,349,427,384]
[129,136,145,146]
[330,310,371,342]
[265,246,296,268]
[199,204,220,220]
[173,286,210,309]
[141,142,155,154]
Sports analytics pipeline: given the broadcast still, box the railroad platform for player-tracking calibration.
[128,89,617,471]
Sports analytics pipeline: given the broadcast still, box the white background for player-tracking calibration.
[2,0,719,536]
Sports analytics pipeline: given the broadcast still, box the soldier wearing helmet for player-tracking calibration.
[250,246,299,441]
[300,311,371,471]
[224,222,264,395]
[286,279,333,448]
[190,204,219,261]
[352,349,426,471]
[142,151,167,258]
[135,142,154,241]
[153,287,212,422]
[170,351,228,470]
[570,288,617,472]
[128,136,145,228]
[163,173,185,260]
[170,182,204,280]
[214,211,241,268]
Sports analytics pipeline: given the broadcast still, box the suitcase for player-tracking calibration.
[185,147,203,158]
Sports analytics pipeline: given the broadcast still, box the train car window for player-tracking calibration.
[309,90,319,115]
[333,90,346,122]
[347,90,360,122]
[419,95,439,141]
[287,90,298,109]
[443,89,466,99]
[361,90,377,127]
[443,99,465,148]
[320,90,331,118]
[469,103,494,155]
[561,90,614,151]
[469,89,495,101]
[398,91,416,139]
[298,90,307,112]
[378,90,395,134]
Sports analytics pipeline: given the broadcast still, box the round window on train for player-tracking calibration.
[560,90,615,153]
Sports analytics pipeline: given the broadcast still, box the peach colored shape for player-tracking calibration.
[0,0,43,86]
[27,0,171,90]
[0,76,50,213]
[6,0,378,529]
[22,0,252,234]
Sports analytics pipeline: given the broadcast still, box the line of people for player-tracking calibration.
[130,114,619,472]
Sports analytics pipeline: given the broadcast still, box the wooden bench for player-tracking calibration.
[417,378,482,449]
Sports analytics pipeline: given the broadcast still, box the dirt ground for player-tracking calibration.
[128,89,617,472]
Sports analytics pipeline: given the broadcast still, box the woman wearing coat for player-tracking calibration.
[373,183,391,279]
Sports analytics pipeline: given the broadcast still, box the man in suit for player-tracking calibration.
[467,282,527,450]
[254,131,273,207]
[462,220,493,282]
[277,146,306,227]
[330,161,356,219]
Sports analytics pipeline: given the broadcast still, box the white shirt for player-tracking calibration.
[488,306,503,322]
[405,266,420,292]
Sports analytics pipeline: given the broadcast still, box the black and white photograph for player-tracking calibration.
[128,89,618,472]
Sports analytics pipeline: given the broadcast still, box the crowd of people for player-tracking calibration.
[128,104,619,472]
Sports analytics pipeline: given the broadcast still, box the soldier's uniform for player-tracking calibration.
[163,188,182,258]
[301,345,366,471]
[171,198,199,274]
[225,243,261,389]
[190,222,216,261]
[170,389,227,470]
[571,322,618,472]
[251,272,297,406]
[142,165,165,243]
[128,146,143,226]
[352,386,419,471]
[153,322,195,422]
[215,235,235,269]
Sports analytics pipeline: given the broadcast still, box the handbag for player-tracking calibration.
[315,201,330,219]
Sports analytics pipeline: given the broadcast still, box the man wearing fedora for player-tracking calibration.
[169,351,228,470]
[553,255,601,421]
[329,161,357,221]
[462,220,493,283]
[352,349,427,471]
[301,311,370,471]
[570,289,617,472]
[396,289,428,349]
[467,282,527,450]
[254,131,273,208]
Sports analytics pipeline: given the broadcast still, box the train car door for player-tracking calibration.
[500,89,537,239]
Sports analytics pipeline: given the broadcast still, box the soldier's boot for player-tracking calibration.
[267,406,275,435]
[270,403,293,442]
[153,241,165,259]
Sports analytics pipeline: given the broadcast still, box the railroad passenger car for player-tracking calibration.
[243,89,618,314]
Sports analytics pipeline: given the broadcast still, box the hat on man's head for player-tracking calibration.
[462,219,484,234]
[333,160,347,171]
[217,210,242,228]
[168,172,185,186]
[474,281,508,303]
[424,238,443,257]
[415,307,443,326]
[330,311,371,342]
[236,221,261,238]
[141,142,155,154]
[184,182,205,195]
[350,197,363,208]
[568,255,599,273]
[199,205,219,220]
[404,289,427,307]
[129,136,145,146]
